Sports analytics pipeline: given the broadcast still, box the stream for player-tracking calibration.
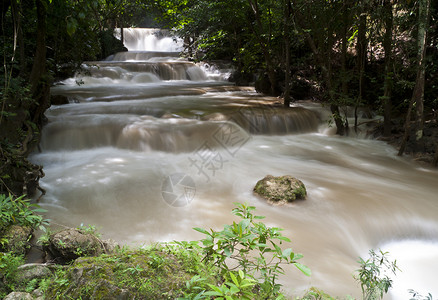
[30,28,438,299]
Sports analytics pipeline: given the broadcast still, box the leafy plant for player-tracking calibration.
[77,223,101,238]
[37,226,52,247]
[300,287,341,300]
[0,194,49,232]
[204,270,257,300]
[193,202,311,296]
[355,249,400,300]
[0,252,25,298]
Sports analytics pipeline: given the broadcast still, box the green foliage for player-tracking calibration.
[204,270,257,300]
[0,252,25,298]
[40,205,311,299]
[299,287,339,300]
[0,194,48,232]
[354,249,399,300]
[193,202,310,296]
[77,223,101,238]
[37,226,51,247]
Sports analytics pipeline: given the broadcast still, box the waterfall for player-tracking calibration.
[114,28,183,52]
[35,28,438,299]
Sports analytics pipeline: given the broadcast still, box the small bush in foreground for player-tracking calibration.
[193,202,311,297]
[355,249,399,300]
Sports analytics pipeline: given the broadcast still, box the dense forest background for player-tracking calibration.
[1,0,437,197]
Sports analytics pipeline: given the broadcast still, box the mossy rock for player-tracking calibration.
[0,225,33,256]
[254,175,307,204]
[2,263,53,297]
[15,264,53,285]
[44,246,218,299]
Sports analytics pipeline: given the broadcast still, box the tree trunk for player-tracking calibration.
[327,28,345,136]
[382,0,393,137]
[414,0,431,145]
[29,0,47,95]
[341,1,348,98]
[434,144,438,167]
[355,9,367,131]
[398,0,431,156]
[283,0,292,107]
[341,1,350,135]
[29,0,50,135]
[120,19,124,46]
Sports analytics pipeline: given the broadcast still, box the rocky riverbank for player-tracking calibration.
[371,117,438,167]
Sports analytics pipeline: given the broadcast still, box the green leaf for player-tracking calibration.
[229,272,239,286]
[193,227,209,235]
[206,284,223,294]
[282,248,293,260]
[293,253,304,260]
[273,243,282,254]
[204,290,223,297]
[294,262,311,276]
[276,236,291,242]
[228,284,240,294]
[239,219,250,232]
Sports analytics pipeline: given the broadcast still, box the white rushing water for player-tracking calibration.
[31,29,438,299]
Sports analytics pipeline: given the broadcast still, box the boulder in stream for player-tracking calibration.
[254,175,307,204]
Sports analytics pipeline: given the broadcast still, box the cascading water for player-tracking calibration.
[32,28,438,299]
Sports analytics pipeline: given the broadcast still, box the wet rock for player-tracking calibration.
[254,175,307,204]
[101,239,120,254]
[0,225,33,256]
[46,228,106,263]
[3,292,33,300]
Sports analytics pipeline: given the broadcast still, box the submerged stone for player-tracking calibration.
[254,175,307,204]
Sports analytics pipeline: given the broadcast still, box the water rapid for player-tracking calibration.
[31,28,438,299]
